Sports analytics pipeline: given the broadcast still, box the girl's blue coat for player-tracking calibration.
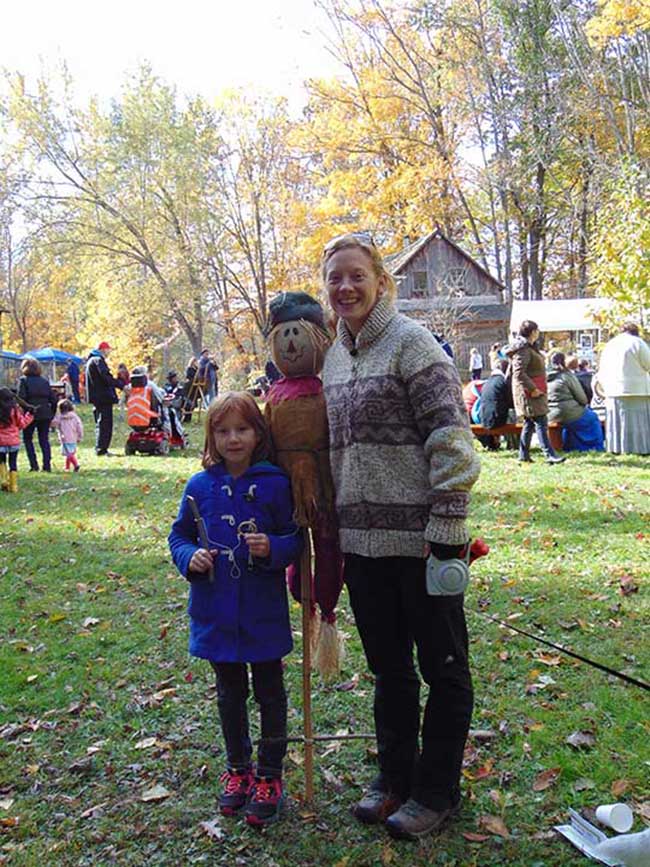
[168,461,302,663]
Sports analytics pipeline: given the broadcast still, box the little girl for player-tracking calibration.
[50,398,84,471]
[168,392,302,827]
[0,388,33,493]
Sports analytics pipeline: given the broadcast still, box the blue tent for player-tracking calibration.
[0,349,22,360]
[25,347,85,365]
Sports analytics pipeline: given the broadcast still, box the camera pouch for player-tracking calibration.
[425,546,471,596]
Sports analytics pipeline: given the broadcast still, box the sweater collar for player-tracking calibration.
[337,296,397,352]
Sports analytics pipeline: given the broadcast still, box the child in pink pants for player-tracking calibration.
[51,399,84,471]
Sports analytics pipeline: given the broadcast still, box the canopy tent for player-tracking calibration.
[0,349,23,360]
[24,347,85,365]
[509,298,613,335]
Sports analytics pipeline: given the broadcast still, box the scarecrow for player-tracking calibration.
[264,291,344,681]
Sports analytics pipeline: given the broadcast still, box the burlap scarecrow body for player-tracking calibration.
[264,291,344,680]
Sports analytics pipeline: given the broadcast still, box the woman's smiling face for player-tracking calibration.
[324,247,386,335]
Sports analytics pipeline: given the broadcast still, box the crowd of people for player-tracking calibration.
[461,321,650,461]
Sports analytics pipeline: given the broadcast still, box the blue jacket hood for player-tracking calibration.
[87,349,102,358]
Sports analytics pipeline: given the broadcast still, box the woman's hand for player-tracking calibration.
[244,533,271,559]
[530,388,542,398]
[189,548,216,572]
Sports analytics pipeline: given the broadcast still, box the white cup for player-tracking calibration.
[595,803,633,833]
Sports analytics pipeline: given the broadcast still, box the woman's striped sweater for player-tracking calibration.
[323,297,481,557]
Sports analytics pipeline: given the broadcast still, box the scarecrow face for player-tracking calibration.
[270,319,325,378]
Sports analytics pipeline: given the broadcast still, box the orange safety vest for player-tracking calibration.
[127,385,158,427]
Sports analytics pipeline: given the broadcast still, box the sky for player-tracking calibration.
[1,0,342,110]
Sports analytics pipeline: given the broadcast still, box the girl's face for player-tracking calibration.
[324,247,386,336]
[212,409,258,477]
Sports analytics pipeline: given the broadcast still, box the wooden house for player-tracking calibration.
[385,227,510,376]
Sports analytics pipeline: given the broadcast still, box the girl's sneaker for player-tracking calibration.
[218,768,253,815]
[244,776,284,826]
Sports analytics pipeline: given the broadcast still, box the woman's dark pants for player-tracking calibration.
[345,554,473,811]
[23,419,51,471]
[210,660,287,778]
[519,414,557,459]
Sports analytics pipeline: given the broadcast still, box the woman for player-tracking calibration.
[506,321,565,464]
[321,233,481,841]
[594,323,650,455]
[18,357,57,472]
[547,353,604,452]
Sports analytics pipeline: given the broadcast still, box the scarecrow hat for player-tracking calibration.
[265,291,327,337]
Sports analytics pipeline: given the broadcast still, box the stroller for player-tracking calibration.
[125,373,173,456]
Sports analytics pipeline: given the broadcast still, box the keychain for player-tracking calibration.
[238,519,258,568]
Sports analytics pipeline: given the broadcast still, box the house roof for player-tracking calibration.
[386,227,505,291]
[509,298,613,333]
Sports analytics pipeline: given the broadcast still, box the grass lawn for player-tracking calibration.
[1,404,649,866]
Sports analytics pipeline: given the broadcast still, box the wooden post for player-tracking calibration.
[300,528,314,803]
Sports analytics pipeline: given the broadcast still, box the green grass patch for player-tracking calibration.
[1,406,649,865]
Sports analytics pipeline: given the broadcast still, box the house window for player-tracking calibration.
[442,266,467,296]
[412,271,428,298]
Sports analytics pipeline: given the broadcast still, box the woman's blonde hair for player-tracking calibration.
[321,232,398,301]
[202,391,272,470]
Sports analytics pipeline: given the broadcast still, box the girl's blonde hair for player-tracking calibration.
[321,232,398,301]
[202,391,272,470]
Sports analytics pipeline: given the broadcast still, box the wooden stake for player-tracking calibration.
[300,528,314,803]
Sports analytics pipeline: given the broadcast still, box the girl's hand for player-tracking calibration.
[530,388,542,398]
[244,533,270,559]
[189,548,215,572]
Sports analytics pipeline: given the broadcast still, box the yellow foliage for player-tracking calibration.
[586,0,650,45]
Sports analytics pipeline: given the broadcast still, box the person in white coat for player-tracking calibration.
[594,323,650,455]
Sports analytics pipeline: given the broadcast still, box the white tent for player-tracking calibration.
[509,298,613,335]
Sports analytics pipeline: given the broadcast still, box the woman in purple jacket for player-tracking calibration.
[168,392,302,827]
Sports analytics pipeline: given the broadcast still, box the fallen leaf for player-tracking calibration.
[183,671,193,683]
[334,674,359,691]
[48,612,66,623]
[0,816,19,827]
[619,576,639,596]
[532,768,561,791]
[535,653,562,666]
[0,799,15,810]
[611,779,632,797]
[82,617,100,628]
[574,777,596,791]
[80,802,108,819]
[380,845,394,865]
[321,767,343,791]
[135,737,157,750]
[478,814,510,838]
[26,675,38,684]
[199,818,225,840]
[462,831,490,842]
[141,784,171,802]
[566,731,596,750]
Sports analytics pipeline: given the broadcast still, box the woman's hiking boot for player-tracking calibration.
[385,798,460,840]
[244,776,284,826]
[218,767,253,815]
[8,471,18,493]
[352,788,402,824]
[0,464,8,491]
